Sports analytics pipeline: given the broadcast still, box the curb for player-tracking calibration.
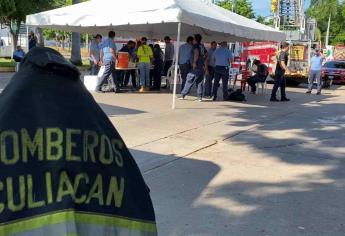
[0,67,15,72]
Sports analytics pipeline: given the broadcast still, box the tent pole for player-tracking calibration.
[26,26,29,52]
[172,22,181,110]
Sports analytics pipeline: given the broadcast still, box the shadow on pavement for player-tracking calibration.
[129,149,221,236]
[209,95,345,235]
[98,103,146,116]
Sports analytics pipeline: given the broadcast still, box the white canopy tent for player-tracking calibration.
[26,0,286,108]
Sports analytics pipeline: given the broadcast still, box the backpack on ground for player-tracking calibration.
[226,89,246,102]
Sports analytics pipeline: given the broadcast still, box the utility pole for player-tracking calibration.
[325,14,331,46]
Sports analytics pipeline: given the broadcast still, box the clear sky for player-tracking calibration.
[250,0,311,17]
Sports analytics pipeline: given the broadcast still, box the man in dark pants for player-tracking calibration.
[96,31,120,93]
[205,41,217,98]
[180,34,207,102]
[178,36,193,92]
[163,36,174,76]
[271,42,291,102]
[120,41,137,88]
[247,60,269,94]
[212,41,233,101]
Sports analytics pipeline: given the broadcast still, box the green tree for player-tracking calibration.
[0,0,63,50]
[217,0,255,19]
[307,0,344,45]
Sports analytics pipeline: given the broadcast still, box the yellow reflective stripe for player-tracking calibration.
[0,210,157,235]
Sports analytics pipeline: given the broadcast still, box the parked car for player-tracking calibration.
[322,60,345,87]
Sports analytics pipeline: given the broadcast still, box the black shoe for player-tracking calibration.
[306,91,311,94]
[270,97,279,102]
[316,92,321,95]
[281,98,290,102]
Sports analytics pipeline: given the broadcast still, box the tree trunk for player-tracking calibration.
[70,32,82,65]
[9,21,21,52]
[70,0,82,65]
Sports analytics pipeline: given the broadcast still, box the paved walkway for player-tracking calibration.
[2,72,345,235]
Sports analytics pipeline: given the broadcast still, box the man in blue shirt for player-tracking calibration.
[205,41,217,98]
[89,34,102,75]
[178,36,193,91]
[306,48,324,95]
[96,31,120,93]
[212,41,233,101]
[13,46,25,62]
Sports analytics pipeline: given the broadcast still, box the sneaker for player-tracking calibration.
[306,91,311,94]
[196,98,202,102]
[138,87,145,93]
[270,97,279,102]
[212,97,217,101]
[178,95,185,100]
[281,98,290,102]
[316,91,321,95]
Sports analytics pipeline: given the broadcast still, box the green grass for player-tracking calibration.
[0,58,90,70]
[0,58,15,67]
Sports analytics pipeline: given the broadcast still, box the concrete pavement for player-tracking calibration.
[1,72,345,235]
[107,86,345,236]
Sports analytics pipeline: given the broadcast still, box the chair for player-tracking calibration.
[255,75,270,95]
[166,65,181,91]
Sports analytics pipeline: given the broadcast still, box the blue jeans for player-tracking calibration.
[308,70,322,92]
[139,62,150,87]
[96,61,118,91]
[181,72,204,99]
[179,63,191,92]
[205,66,215,97]
[213,66,229,100]
[90,61,100,75]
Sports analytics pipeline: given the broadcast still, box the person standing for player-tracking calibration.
[28,31,37,50]
[137,37,153,92]
[96,31,120,93]
[89,34,102,75]
[270,42,291,102]
[163,36,174,76]
[306,48,324,95]
[180,34,207,102]
[152,44,164,91]
[178,36,194,92]
[120,40,137,88]
[212,41,233,101]
[204,41,217,98]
